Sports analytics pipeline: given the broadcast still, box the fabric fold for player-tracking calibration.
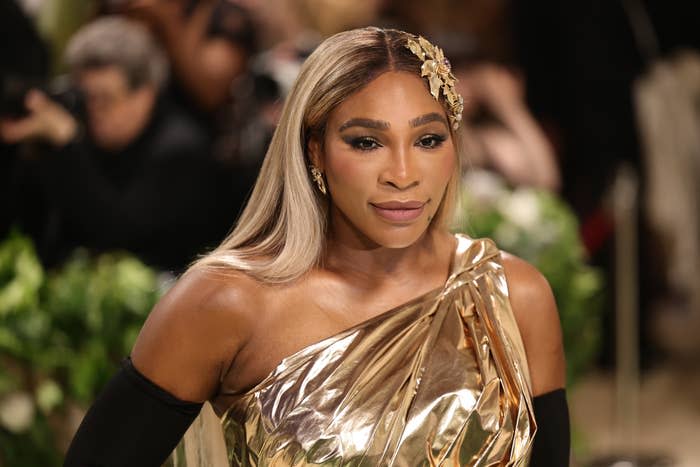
[172,235,536,466]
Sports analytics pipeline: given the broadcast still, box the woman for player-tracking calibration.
[64,27,568,466]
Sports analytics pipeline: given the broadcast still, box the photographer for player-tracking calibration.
[0,17,230,272]
[113,0,256,115]
[0,0,50,239]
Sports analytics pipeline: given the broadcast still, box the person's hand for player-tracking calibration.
[0,90,78,147]
[457,64,525,115]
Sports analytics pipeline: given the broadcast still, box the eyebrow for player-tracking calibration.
[409,112,448,129]
[338,118,390,132]
[338,113,449,132]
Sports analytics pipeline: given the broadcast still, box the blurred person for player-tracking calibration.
[239,0,383,47]
[0,0,50,239]
[212,0,387,169]
[378,0,559,190]
[0,16,230,272]
[456,63,561,191]
[64,28,568,467]
[381,0,513,62]
[296,0,384,38]
[112,0,264,217]
[513,0,700,369]
[634,41,700,356]
[114,0,256,115]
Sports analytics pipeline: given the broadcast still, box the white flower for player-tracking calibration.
[462,170,508,206]
[497,189,541,231]
[494,223,520,247]
[0,392,36,434]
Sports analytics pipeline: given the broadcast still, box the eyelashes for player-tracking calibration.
[417,134,447,149]
[343,136,381,151]
[341,134,448,152]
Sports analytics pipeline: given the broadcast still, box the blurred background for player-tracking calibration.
[1,0,699,465]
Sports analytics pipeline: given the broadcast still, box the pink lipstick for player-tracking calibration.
[370,200,426,222]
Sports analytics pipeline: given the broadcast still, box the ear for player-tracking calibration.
[307,135,324,171]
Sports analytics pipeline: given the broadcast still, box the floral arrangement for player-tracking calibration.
[453,170,605,386]
[0,231,163,466]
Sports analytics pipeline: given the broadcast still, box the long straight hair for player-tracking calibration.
[193,27,462,283]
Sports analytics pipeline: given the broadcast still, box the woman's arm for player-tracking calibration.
[502,254,566,395]
[502,254,570,466]
[64,267,252,466]
[129,268,250,402]
[63,358,203,467]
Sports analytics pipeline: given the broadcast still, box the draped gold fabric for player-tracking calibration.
[173,235,536,466]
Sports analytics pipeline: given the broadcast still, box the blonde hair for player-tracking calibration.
[193,27,462,283]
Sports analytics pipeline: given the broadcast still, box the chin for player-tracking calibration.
[94,134,129,151]
[368,226,429,250]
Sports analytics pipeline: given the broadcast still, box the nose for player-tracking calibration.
[379,144,420,190]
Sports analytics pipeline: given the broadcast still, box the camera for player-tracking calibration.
[0,75,42,119]
[0,74,84,120]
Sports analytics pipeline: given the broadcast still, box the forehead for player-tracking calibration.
[328,71,447,128]
[77,66,129,91]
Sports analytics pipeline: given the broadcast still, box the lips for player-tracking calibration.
[370,200,426,222]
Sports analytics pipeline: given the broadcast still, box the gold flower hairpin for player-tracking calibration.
[406,36,464,130]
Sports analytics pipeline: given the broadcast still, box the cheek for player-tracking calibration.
[90,107,118,126]
[437,150,457,179]
[325,152,375,195]
[425,148,457,191]
[439,151,456,179]
[116,102,137,124]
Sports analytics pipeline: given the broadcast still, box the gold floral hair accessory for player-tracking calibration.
[405,35,464,130]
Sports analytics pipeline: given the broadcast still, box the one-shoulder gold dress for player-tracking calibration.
[171,235,536,466]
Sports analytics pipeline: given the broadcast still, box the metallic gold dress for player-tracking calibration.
[172,235,536,466]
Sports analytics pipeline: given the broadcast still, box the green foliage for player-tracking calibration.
[0,230,161,465]
[0,231,43,317]
[0,412,61,467]
[454,171,605,386]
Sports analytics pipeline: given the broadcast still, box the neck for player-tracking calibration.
[323,227,454,292]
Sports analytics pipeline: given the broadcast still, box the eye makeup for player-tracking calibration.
[342,135,382,151]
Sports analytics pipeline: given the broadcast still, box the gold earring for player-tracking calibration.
[310,166,327,195]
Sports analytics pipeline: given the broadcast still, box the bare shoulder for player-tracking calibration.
[500,252,566,395]
[130,266,262,402]
[500,252,554,313]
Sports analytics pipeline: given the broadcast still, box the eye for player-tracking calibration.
[346,136,382,151]
[416,134,447,149]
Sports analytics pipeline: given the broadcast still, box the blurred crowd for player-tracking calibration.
[1,0,700,359]
[0,0,568,273]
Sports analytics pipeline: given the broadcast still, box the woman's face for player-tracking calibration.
[310,71,456,249]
